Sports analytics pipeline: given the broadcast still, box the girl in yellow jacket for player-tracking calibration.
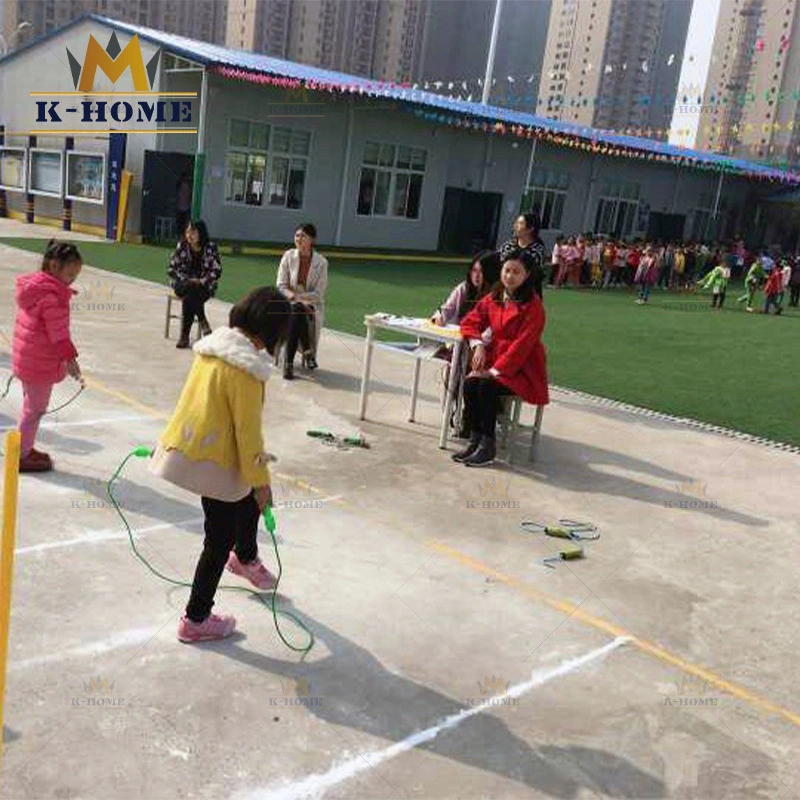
[151,287,290,643]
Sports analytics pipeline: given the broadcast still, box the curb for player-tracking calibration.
[551,385,800,456]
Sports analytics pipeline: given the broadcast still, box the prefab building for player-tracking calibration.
[0,14,797,251]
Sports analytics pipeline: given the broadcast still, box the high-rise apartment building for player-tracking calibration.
[2,0,227,51]
[227,0,425,83]
[538,0,692,139]
[696,0,800,165]
[419,0,552,109]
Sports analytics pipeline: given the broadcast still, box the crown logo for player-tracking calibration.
[477,478,511,499]
[282,86,311,104]
[278,477,314,498]
[674,675,708,696]
[675,479,707,498]
[478,676,509,696]
[281,678,311,696]
[82,281,115,302]
[84,676,115,695]
[680,81,703,98]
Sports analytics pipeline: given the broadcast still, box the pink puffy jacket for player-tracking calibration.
[12,271,78,384]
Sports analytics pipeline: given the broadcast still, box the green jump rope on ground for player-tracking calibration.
[108,447,314,653]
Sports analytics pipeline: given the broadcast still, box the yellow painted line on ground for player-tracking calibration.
[82,372,800,729]
[82,376,168,422]
[427,539,800,729]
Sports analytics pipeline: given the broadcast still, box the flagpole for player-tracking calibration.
[482,0,504,105]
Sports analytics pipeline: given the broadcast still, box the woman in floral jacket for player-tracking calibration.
[168,220,222,349]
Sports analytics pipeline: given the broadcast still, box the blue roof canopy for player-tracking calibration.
[2,13,796,184]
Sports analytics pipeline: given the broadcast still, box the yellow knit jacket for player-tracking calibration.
[158,327,272,489]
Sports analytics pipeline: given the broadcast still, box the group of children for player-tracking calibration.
[10,239,292,643]
[549,234,800,313]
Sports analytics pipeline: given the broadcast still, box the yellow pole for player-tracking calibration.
[116,170,133,243]
[0,430,21,780]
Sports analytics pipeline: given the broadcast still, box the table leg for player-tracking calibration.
[409,355,422,422]
[439,338,462,449]
[358,323,375,421]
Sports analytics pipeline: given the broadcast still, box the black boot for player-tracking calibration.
[177,304,194,348]
[464,435,496,467]
[176,322,192,349]
[283,362,295,380]
[452,433,481,463]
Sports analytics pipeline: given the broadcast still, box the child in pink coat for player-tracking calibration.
[11,240,83,472]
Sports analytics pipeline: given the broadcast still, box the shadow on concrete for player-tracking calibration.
[207,611,665,799]
[311,367,440,406]
[2,726,20,745]
[33,468,203,534]
[507,434,768,528]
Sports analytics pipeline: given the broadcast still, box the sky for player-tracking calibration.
[669,0,723,147]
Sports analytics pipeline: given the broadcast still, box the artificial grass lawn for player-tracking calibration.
[3,237,799,446]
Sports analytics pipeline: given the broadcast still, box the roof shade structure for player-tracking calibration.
[2,13,798,185]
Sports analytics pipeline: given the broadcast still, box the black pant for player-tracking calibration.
[711,291,726,308]
[285,302,314,365]
[185,491,260,622]
[791,285,800,306]
[463,375,513,437]
[176,283,210,337]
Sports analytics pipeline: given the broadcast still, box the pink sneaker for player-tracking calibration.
[177,612,236,643]
[225,552,277,590]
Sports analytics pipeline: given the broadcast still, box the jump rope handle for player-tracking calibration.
[263,506,276,534]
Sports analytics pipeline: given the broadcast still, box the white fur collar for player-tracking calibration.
[193,327,271,381]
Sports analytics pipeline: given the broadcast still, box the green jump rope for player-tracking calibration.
[108,447,314,653]
[521,519,600,568]
[0,373,85,455]
[1,373,85,415]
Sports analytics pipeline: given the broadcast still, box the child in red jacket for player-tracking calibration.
[763,268,784,315]
[454,249,549,467]
[11,240,83,472]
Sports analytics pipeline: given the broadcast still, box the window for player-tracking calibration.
[520,168,569,229]
[593,179,640,237]
[224,119,310,209]
[357,141,426,219]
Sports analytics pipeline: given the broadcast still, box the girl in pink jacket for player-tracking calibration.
[12,240,83,472]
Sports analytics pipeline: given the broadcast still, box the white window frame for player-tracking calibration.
[65,151,106,205]
[28,148,64,198]
[0,146,27,193]
[521,168,570,230]
[223,117,312,211]
[356,141,426,221]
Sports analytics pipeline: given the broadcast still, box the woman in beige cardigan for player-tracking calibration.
[276,222,329,379]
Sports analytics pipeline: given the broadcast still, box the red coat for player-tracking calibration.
[12,271,78,384]
[460,293,549,406]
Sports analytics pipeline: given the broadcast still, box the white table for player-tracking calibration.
[358,314,464,449]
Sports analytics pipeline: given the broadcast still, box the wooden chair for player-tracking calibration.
[497,396,545,465]
[164,293,201,340]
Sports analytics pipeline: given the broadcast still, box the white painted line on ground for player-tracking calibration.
[10,627,163,671]
[15,517,205,557]
[240,636,631,800]
[0,414,153,432]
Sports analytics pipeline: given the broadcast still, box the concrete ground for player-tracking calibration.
[0,237,798,800]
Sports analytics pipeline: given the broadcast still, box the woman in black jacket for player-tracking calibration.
[168,220,222,349]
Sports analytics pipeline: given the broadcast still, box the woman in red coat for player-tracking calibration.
[454,249,549,467]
